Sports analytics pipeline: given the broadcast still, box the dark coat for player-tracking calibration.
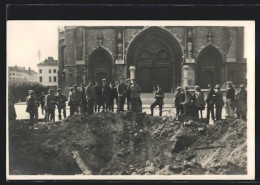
[206,88,215,104]
[117,83,127,97]
[45,94,57,110]
[26,95,35,113]
[102,84,111,99]
[85,85,95,100]
[154,89,164,105]
[214,90,224,107]
[94,85,102,99]
[56,94,67,108]
[175,92,185,106]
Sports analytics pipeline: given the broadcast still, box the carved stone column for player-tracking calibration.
[129,66,136,80]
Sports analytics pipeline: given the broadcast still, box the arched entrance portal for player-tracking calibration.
[196,45,223,89]
[126,27,183,93]
[88,47,113,83]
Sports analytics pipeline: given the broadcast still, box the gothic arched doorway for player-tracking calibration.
[88,47,113,83]
[196,45,223,88]
[126,27,183,92]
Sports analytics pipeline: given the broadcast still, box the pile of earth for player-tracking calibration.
[9,111,247,175]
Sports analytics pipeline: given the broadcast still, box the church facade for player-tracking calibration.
[58,26,246,93]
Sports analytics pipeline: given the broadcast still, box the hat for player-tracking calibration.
[102,78,107,82]
[57,88,62,91]
[215,84,220,89]
[226,81,233,84]
[70,87,74,90]
[73,84,77,87]
[240,84,245,88]
[177,87,181,91]
[185,86,189,90]
[28,90,33,94]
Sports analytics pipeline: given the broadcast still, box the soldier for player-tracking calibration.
[45,89,57,122]
[70,84,81,115]
[114,81,119,109]
[235,84,247,120]
[175,87,185,115]
[101,79,111,112]
[194,86,205,118]
[206,84,215,122]
[129,79,141,112]
[126,78,132,110]
[68,87,74,116]
[94,81,102,113]
[56,88,67,120]
[81,83,87,114]
[85,80,95,114]
[150,84,164,116]
[183,87,193,116]
[226,81,235,118]
[38,91,46,115]
[117,78,128,111]
[108,82,117,112]
[26,90,37,128]
[214,84,224,121]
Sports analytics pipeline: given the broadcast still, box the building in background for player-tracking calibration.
[8,66,38,83]
[58,26,247,93]
[37,57,58,90]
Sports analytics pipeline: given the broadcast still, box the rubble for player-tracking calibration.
[9,112,247,175]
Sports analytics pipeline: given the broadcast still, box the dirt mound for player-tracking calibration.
[9,112,247,175]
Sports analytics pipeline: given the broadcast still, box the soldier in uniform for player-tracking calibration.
[108,82,117,112]
[129,79,141,112]
[85,80,95,114]
[45,89,57,122]
[126,78,132,110]
[38,91,46,115]
[194,86,205,118]
[183,87,193,116]
[117,78,128,111]
[206,84,215,121]
[101,79,111,112]
[235,84,247,120]
[114,81,119,109]
[175,87,185,115]
[150,84,164,116]
[68,87,74,116]
[94,81,102,113]
[70,85,81,115]
[214,84,224,121]
[226,81,235,118]
[56,88,67,120]
[81,83,87,114]
[26,90,37,127]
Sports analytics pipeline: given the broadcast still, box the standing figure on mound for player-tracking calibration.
[117,78,128,111]
[206,84,215,122]
[70,85,81,115]
[150,84,164,116]
[194,86,205,119]
[68,87,74,116]
[108,82,117,112]
[26,90,38,128]
[226,81,235,118]
[129,79,141,112]
[80,83,87,114]
[183,87,193,116]
[45,89,57,122]
[235,84,247,120]
[38,92,46,115]
[56,88,67,120]
[114,81,119,110]
[94,81,102,113]
[126,78,132,110]
[85,80,95,115]
[214,84,224,121]
[175,87,185,115]
[101,79,111,112]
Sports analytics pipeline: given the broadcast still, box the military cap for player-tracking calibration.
[184,86,189,90]
[70,87,74,90]
[240,84,245,88]
[57,88,62,91]
[177,87,181,91]
[102,78,107,82]
[215,84,220,89]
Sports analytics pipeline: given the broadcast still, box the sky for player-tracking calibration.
[7,22,58,71]
[7,21,253,72]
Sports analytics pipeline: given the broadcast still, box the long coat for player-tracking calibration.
[235,89,247,115]
[214,90,224,107]
[194,91,205,109]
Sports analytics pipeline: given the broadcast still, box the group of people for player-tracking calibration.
[174,82,247,121]
[26,79,247,127]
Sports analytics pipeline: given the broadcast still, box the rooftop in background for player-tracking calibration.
[8,65,38,75]
[37,57,58,66]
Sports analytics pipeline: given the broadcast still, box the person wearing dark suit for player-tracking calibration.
[214,84,224,121]
[101,79,111,112]
[206,84,215,121]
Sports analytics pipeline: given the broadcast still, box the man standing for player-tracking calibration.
[26,90,37,128]
[68,87,74,116]
[117,78,128,111]
[214,84,224,121]
[175,87,185,115]
[129,79,141,112]
[183,87,193,116]
[81,83,87,114]
[114,81,119,109]
[56,88,67,120]
[206,84,215,121]
[38,92,46,115]
[45,89,57,122]
[94,81,102,113]
[108,82,117,112]
[71,85,81,115]
[101,79,111,112]
[226,81,235,118]
[126,78,132,110]
[150,84,164,116]
[85,80,95,114]
[235,84,247,120]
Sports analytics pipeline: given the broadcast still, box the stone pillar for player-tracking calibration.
[129,66,136,80]
[183,65,189,86]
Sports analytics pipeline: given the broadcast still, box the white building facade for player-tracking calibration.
[37,57,58,90]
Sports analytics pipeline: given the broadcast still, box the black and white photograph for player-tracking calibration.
[6,20,255,180]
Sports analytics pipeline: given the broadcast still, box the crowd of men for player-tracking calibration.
[25,79,247,128]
